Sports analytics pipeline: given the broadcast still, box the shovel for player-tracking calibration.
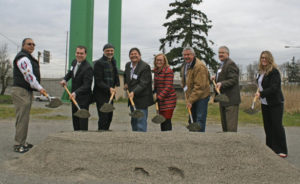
[184,93,201,132]
[212,80,229,103]
[41,91,62,108]
[186,107,202,132]
[244,89,259,115]
[126,90,144,118]
[99,91,116,113]
[63,85,90,118]
[151,102,166,124]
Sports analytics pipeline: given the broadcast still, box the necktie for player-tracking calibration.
[74,63,80,76]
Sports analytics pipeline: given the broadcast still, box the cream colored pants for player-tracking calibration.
[11,86,33,145]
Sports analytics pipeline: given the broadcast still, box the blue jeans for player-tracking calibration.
[130,106,148,132]
[190,96,210,132]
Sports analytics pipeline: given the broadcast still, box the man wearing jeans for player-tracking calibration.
[11,38,47,153]
[124,48,154,132]
[180,47,211,132]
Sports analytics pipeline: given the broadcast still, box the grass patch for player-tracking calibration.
[0,95,13,104]
[36,114,69,120]
[0,104,53,119]
[172,100,300,126]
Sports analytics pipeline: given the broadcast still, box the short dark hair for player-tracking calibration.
[129,47,141,56]
[76,45,87,53]
[103,43,115,51]
[22,38,32,46]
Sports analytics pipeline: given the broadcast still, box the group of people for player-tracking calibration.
[11,37,288,159]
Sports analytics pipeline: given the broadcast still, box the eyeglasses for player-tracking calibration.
[27,43,36,46]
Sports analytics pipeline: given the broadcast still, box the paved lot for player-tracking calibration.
[0,101,299,183]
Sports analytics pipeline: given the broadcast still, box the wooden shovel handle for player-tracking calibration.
[126,90,136,107]
[41,91,51,101]
[155,102,159,111]
[63,85,80,109]
[212,80,221,94]
[253,88,260,102]
[108,91,115,104]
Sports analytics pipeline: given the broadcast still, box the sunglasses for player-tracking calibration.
[27,43,36,46]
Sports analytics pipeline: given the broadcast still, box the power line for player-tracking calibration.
[0,32,20,52]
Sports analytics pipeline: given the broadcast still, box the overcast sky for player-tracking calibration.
[1,0,300,77]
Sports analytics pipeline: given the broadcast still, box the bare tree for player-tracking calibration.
[0,44,12,95]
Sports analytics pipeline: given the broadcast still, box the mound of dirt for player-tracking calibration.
[7,131,300,184]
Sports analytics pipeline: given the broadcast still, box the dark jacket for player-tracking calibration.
[216,58,241,106]
[257,68,284,106]
[64,59,93,104]
[93,56,120,104]
[124,60,154,109]
[13,49,41,91]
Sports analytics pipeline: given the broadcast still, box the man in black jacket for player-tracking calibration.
[124,48,154,132]
[93,43,120,130]
[60,45,93,131]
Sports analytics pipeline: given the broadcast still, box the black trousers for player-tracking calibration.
[161,119,172,131]
[71,102,89,131]
[96,102,113,130]
[261,103,288,154]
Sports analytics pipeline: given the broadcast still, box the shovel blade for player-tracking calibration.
[214,94,229,103]
[151,115,166,124]
[45,98,62,108]
[100,103,115,113]
[74,109,90,118]
[129,110,144,119]
[243,108,258,115]
[186,123,202,132]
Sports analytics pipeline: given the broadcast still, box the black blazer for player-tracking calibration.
[216,58,241,106]
[64,59,93,104]
[124,60,154,109]
[257,68,284,106]
[93,56,120,104]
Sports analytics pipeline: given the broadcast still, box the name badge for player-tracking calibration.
[70,66,74,71]
[183,86,188,92]
[132,74,138,79]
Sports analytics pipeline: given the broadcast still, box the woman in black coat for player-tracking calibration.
[255,50,288,158]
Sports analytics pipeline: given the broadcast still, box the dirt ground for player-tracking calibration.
[0,101,300,184]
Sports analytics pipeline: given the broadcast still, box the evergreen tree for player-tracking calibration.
[286,57,300,82]
[159,0,218,72]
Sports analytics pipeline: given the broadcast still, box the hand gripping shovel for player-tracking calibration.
[63,85,90,118]
[244,88,259,115]
[41,91,62,108]
[100,91,116,113]
[126,90,144,118]
[185,93,201,132]
[151,102,166,124]
[212,80,229,103]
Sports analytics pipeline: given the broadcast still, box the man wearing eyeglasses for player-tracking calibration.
[11,38,47,153]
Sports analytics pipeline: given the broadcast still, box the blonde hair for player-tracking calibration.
[153,53,169,69]
[258,50,277,75]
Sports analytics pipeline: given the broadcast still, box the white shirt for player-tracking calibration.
[17,57,43,91]
[258,73,268,105]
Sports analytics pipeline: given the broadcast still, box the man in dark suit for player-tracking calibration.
[212,46,241,132]
[124,47,154,132]
[93,43,120,130]
[60,45,93,131]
